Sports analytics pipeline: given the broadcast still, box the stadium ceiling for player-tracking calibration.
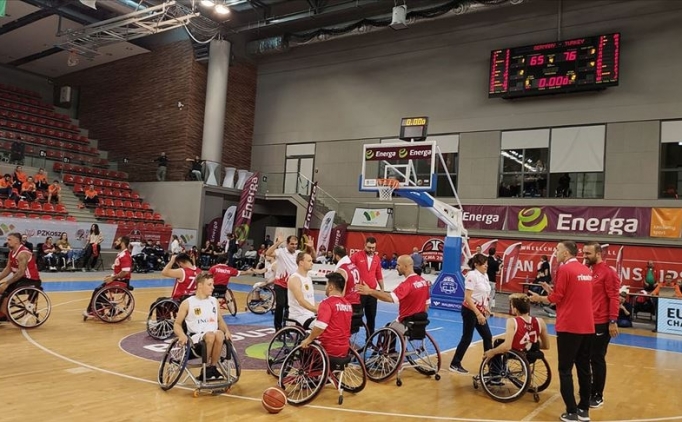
[0,0,526,78]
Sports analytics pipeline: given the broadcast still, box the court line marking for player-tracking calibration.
[521,393,561,421]
[22,328,682,422]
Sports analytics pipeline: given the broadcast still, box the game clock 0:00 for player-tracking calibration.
[488,33,620,99]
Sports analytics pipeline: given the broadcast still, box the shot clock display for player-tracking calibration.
[489,33,620,98]
[399,116,428,140]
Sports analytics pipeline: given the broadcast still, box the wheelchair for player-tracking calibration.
[265,317,310,378]
[84,281,135,323]
[158,336,240,397]
[473,346,552,403]
[212,285,237,317]
[146,297,183,340]
[361,312,441,386]
[350,309,369,351]
[3,281,51,328]
[245,282,275,315]
[278,343,367,405]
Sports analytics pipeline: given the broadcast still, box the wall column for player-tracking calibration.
[201,39,231,185]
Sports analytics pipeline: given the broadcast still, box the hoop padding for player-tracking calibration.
[377,178,400,201]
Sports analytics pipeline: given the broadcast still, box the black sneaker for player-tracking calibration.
[577,408,590,421]
[448,364,468,374]
[560,413,579,422]
[589,396,604,408]
[208,366,223,380]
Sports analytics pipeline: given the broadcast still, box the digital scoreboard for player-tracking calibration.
[399,116,428,140]
[489,33,620,98]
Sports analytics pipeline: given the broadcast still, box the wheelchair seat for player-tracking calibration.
[402,312,429,340]
[328,352,353,372]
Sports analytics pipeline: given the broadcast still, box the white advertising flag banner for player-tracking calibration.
[316,211,336,255]
[219,206,237,244]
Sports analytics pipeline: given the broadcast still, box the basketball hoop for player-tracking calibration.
[377,178,400,201]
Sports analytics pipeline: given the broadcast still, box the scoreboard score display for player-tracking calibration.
[489,33,620,98]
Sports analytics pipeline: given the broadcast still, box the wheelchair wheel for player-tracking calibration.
[278,343,328,405]
[223,289,237,317]
[218,340,241,384]
[146,299,179,340]
[404,332,441,377]
[158,338,190,390]
[350,320,369,351]
[7,286,51,329]
[361,327,405,382]
[246,285,274,314]
[266,326,305,378]
[478,349,531,403]
[92,285,135,323]
[528,356,551,393]
[337,348,367,393]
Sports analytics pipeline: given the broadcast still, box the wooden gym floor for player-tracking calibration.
[1,273,681,422]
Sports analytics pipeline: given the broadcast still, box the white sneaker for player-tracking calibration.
[82,310,93,318]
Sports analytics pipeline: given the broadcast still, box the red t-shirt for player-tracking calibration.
[390,273,431,322]
[209,264,239,286]
[338,261,361,305]
[548,259,595,334]
[112,250,132,281]
[315,295,352,358]
[511,316,541,352]
[171,267,201,300]
[10,245,41,281]
[591,261,621,324]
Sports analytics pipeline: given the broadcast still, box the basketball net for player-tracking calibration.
[377,178,400,201]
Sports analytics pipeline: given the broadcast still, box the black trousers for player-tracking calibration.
[556,332,593,413]
[450,306,493,366]
[361,294,378,335]
[273,285,288,330]
[590,323,611,398]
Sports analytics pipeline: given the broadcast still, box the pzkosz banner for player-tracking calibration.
[0,218,118,249]
[233,172,259,244]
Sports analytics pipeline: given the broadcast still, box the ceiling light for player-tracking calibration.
[215,4,230,14]
[200,0,215,7]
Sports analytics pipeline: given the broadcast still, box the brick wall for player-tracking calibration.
[57,40,256,182]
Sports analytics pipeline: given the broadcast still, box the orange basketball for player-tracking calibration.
[261,387,287,414]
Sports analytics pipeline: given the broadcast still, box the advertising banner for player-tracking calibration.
[650,208,682,238]
[117,225,172,249]
[438,205,507,231]
[219,206,237,244]
[0,218,118,249]
[342,231,682,293]
[205,217,222,244]
[508,206,651,237]
[656,298,682,336]
[316,210,335,255]
[233,172,259,244]
[171,228,197,248]
[302,182,318,231]
[351,208,390,227]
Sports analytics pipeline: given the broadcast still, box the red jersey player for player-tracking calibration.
[83,236,133,318]
[0,232,42,319]
[301,272,353,358]
[162,253,201,301]
[357,254,430,334]
[484,293,550,359]
[208,255,253,296]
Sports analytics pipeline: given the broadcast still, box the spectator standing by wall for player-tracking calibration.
[154,152,168,181]
[411,247,424,274]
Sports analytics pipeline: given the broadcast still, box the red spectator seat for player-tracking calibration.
[103,180,113,188]
[104,209,115,219]
[17,200,30,211]
[113,199,124,208]
[94,178,104,187]
[102,187,113,196]
[41,215,52,220]
[143,212,153,220]
[132,201,142,210]
[142,203,151,210]
[31,202,42,212]
[130,192,140,200]
[153,213,162,221]
[28,214,40,219]
[74,175,84,184]
[66,216,77,222]
[126,210,135,220]
[113,182,122,189]
[53,215,65,221]
[4,199,17,209]
[133,221,144,229]
[55,204,67,214]
[121,191,131,199]
[14,212,26,218]
[35,191,45,201]
[154,223,164,230]
[123,200,133,209]
[83,177,94,185]
[95,208,105,218]
[104,198,115,208]
[42,203,55,213]
[121,182,130,190]
[1,212,12,217]
[63,174,75,184]
[53,162,63,172]
[73,184,84,194]
[112,189,122,198]
[144,222,155,230]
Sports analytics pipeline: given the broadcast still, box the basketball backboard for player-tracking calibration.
[360,141,437,193]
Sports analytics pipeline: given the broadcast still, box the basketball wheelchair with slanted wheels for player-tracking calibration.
[349,308,369,351]
[2,281,51,328]
[146,296,188,340]
[84,281,135,323]
[245,282,275,315]
[278,342,367,405]
[473,345,552,403]
[212,284,237,317]
[265,315,313,378]
[158,336,240,397]
[361,312,441,386]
